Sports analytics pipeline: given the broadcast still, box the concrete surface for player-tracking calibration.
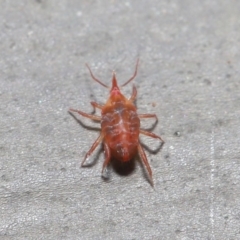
[1,1,240,239]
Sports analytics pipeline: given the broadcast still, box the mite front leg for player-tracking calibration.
[121,58,139,87]
[102,143,111,174]
[85,64,108,88]
[91,101,104,110]
[140,129,164,143]
[137,143,153,186]
[81,134,103,166]
[69,108,101,121]
[138,113,158,120]
[129,85,137,102]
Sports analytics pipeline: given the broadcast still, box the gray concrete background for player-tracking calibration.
[0,1,240,239]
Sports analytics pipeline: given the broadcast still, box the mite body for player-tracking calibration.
[69,60,164,185]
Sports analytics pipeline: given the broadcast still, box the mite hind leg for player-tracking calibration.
[81,134,103,166]
[140,129,164,143]
[102,143,111,174]
[69,108,101,121]
[137,143,153,186]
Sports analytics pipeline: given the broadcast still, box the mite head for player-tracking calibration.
[109,72,123,97]
[85,59,139,98]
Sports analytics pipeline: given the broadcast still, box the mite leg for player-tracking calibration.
[69,108,101,121]
[129,85,137,102]
[137,143,153,186]
[140,129,164,143]
[81,134,103,166]
[91,101,104,110]
[102,143,111,174]
[121,58,140,87]
[138,114,158,119]
[85,64,108,88]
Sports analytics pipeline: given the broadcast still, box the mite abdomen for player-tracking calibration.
[101,103,140,162]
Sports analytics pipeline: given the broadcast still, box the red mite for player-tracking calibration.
[69,60,164,185]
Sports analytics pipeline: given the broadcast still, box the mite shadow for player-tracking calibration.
[140,139,164,155]
[109,157,136,177]
[139,116,159,131]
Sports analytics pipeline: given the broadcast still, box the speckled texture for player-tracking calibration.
[1,1,240,239]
